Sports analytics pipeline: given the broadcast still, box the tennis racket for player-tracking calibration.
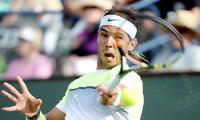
[106,8,184,92]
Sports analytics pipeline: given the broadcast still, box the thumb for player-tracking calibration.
[26,92,42,106]
[28,96,42,107]
[97,84,106,96]
[34,99,42,107]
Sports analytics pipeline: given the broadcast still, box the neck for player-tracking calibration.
[97,59,120,70]
[97,60,107,70]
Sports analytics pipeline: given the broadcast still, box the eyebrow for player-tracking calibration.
[100,27,123,35]
[99,28,108,33]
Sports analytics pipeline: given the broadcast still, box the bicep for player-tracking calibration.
[45,107,65,120]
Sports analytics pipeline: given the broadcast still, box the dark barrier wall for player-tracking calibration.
[141,73,200,120]
[0,73,200,120]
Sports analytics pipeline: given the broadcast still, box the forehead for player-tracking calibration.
[99,25,129,37]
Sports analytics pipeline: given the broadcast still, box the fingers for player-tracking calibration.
[97,84,118,96]
[101,94,117,106]
[108,88,118,97]
[16,76,29,93]
[96,84,106,96]
[2,106,17,112]
[97,84,119,106]
[1,90,17,103]
[16,76,41,106]
[3,82,21,98]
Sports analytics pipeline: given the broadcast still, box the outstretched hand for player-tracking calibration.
[1,76,42,117]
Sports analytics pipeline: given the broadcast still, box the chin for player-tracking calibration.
[98,56,120,69]
[104,62,119,69]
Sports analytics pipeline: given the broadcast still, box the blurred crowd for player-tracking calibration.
[0,0,200,80]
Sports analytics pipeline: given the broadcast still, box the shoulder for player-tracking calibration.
[35,55,54,66]
[126,71,141,80]
[121,71,142,88]
[37,55,52,62]
[123,71,141,82]
[68,70,108,89]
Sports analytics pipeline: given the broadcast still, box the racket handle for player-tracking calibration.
[106,75,121,92]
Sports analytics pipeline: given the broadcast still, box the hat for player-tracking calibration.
[18,26,43,49]
[171,10,200,39]
[73,0,113,12]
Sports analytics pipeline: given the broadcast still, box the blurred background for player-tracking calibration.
[0,0,200,78]
[0,0,200,120]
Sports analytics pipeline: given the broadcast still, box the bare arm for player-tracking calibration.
[1,76,65,120]
[45,107,65,120]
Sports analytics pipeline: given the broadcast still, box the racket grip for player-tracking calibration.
[106,75,121,92]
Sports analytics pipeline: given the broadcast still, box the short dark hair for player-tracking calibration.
[104,7,141,30]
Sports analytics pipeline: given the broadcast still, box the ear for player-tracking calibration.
[129,38,137,50]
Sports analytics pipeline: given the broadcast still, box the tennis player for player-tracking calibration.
[1,7,144,120]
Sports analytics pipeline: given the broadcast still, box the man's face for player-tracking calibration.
[97,26,135,69]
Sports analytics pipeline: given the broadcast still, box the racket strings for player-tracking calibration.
[114,8,184,72]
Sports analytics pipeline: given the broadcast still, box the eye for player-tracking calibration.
[116,36,124,40]
[115,34,124,40]
[101,32,108,38]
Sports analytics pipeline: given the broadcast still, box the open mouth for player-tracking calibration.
[104,52,115,60]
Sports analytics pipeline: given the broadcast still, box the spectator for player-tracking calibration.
[4,25,54,80]
[0,54,6,75]
[62,0,79,28]
[61,0,113,77]
[191,6,200,37]
[36,0,63,56]
[138,5,161,62]
[152,10,200,71]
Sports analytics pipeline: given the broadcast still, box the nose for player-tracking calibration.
[105,36,115,48]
